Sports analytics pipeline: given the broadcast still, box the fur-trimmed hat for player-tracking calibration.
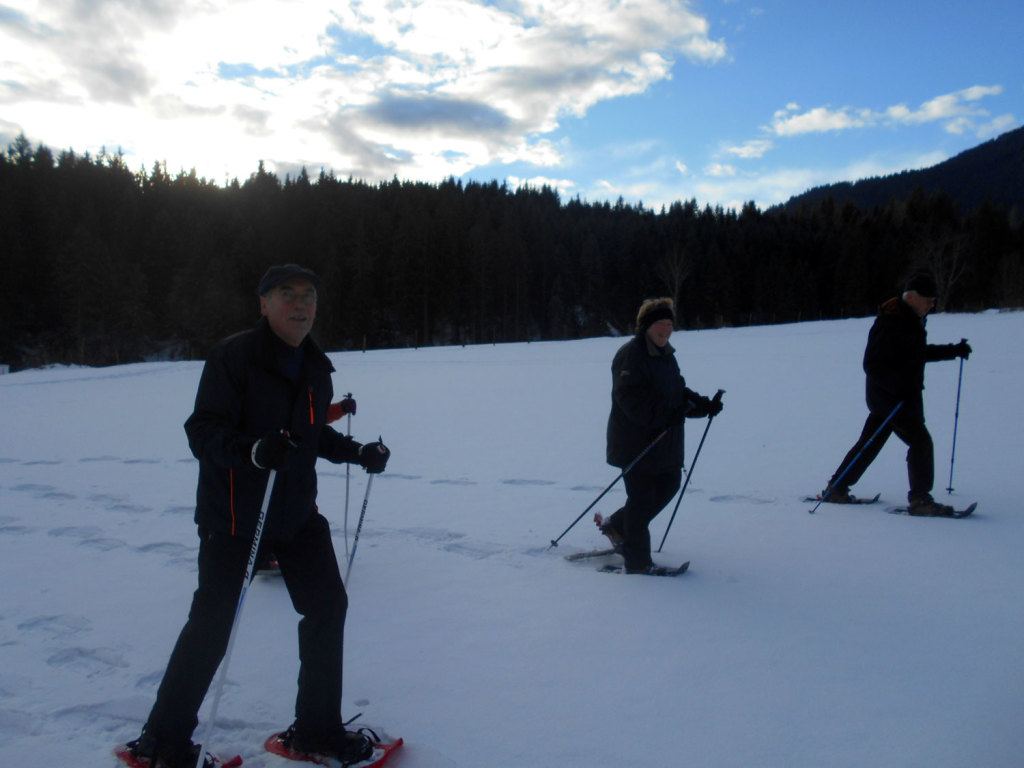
[636,297,675,333]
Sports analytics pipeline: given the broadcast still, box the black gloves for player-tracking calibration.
[669,391,724,424]
[706,396,724,417]
[358,440,391,474]
[252,430,298,470]
[954,340,971,359]
[326,395,357,424]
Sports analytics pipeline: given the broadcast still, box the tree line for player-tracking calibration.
[1,133,1022,370]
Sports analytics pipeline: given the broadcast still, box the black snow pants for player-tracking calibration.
[829,402,935,501]
[606,469,682,571]
[144,511,347,750]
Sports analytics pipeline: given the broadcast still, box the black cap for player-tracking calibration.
[904,272,937,299]
[258,264,320,296]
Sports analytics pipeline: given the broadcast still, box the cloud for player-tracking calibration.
[0,0,728,185]
[508,174,577,198]
[705,162,737,177]
[726,138,773,159]
[770,85,1006,138]
[770,105,872,136]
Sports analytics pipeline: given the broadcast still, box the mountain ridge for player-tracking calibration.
[781,125,1024,213]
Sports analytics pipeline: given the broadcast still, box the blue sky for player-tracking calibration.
[1,0,1020,210]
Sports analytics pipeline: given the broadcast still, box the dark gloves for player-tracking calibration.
[358,439,391,474]
[252,430,298,470]
[706,395,724,417]
[675,390,724,422]
[954,340,971,359]
[326,395,357,424]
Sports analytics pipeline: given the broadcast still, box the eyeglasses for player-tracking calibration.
[276,287,317,305]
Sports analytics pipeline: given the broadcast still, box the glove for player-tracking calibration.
[707,397,724,417]
[358,440,390,474]
[954,340,971,359]
[252,430,298,471]
[326,395,357,424]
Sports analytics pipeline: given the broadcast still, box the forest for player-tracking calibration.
[1,133,1022,370]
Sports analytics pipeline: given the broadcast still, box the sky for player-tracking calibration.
[1,0,1021,210]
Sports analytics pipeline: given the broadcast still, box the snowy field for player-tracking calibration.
[1,310,1022,768]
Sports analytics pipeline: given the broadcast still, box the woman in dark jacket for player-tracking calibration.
[821,273,971,515]
[600,298,722,573]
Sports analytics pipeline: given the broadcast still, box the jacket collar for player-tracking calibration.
[256,318,335,376]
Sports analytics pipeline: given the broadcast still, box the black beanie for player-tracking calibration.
[904,273,938,299]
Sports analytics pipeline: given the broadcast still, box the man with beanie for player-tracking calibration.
[819,273,971,515]
[123,264,390,768]
[600,297,723,573]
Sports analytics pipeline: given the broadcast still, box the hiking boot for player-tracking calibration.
[821,485,853,503]
[626,562,668,575]
[126,729,214,768]
[283,724,375,765]
[908,495,955,517]
[594,513,623,547]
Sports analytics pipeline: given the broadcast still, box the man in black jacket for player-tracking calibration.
[126,265,390,768]
[821,273,970,516]
[599,298,722,573]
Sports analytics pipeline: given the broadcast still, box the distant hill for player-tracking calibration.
[782,125,1024,213]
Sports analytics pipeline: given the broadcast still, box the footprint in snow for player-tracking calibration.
[708,494,776,504]
[49,526,103,539]
[430,478,477,486]
[501,478,556,486]
[443,540,506,559]
[161,505,194,516]
[10,482,57,494]
[46,646,129,677]
[0,524,34,535]
[109,503,152,514]
[88,492,127,504]
[79,538,126,552]
[18,614,92,638]
[135,542,190,557]
[40,490,77,500]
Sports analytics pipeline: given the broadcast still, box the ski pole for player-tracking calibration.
[195,467,278,768]
[946,341,966,494]
[548,425,672,549]
[343,393,353,560]
[657,389,724,553]
[345,471,375,583]
[809,400,904,514]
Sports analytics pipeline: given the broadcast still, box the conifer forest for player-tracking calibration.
[2,134,1022,370]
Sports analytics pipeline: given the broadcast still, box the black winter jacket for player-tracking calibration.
[863,297,960,418]
[606,334,712,474]
[184,319,361,542]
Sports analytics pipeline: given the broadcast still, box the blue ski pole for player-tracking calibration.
[810,401,903,514]
[946,341,966,494]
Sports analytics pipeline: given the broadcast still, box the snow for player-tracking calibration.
[2,311,1023,768]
